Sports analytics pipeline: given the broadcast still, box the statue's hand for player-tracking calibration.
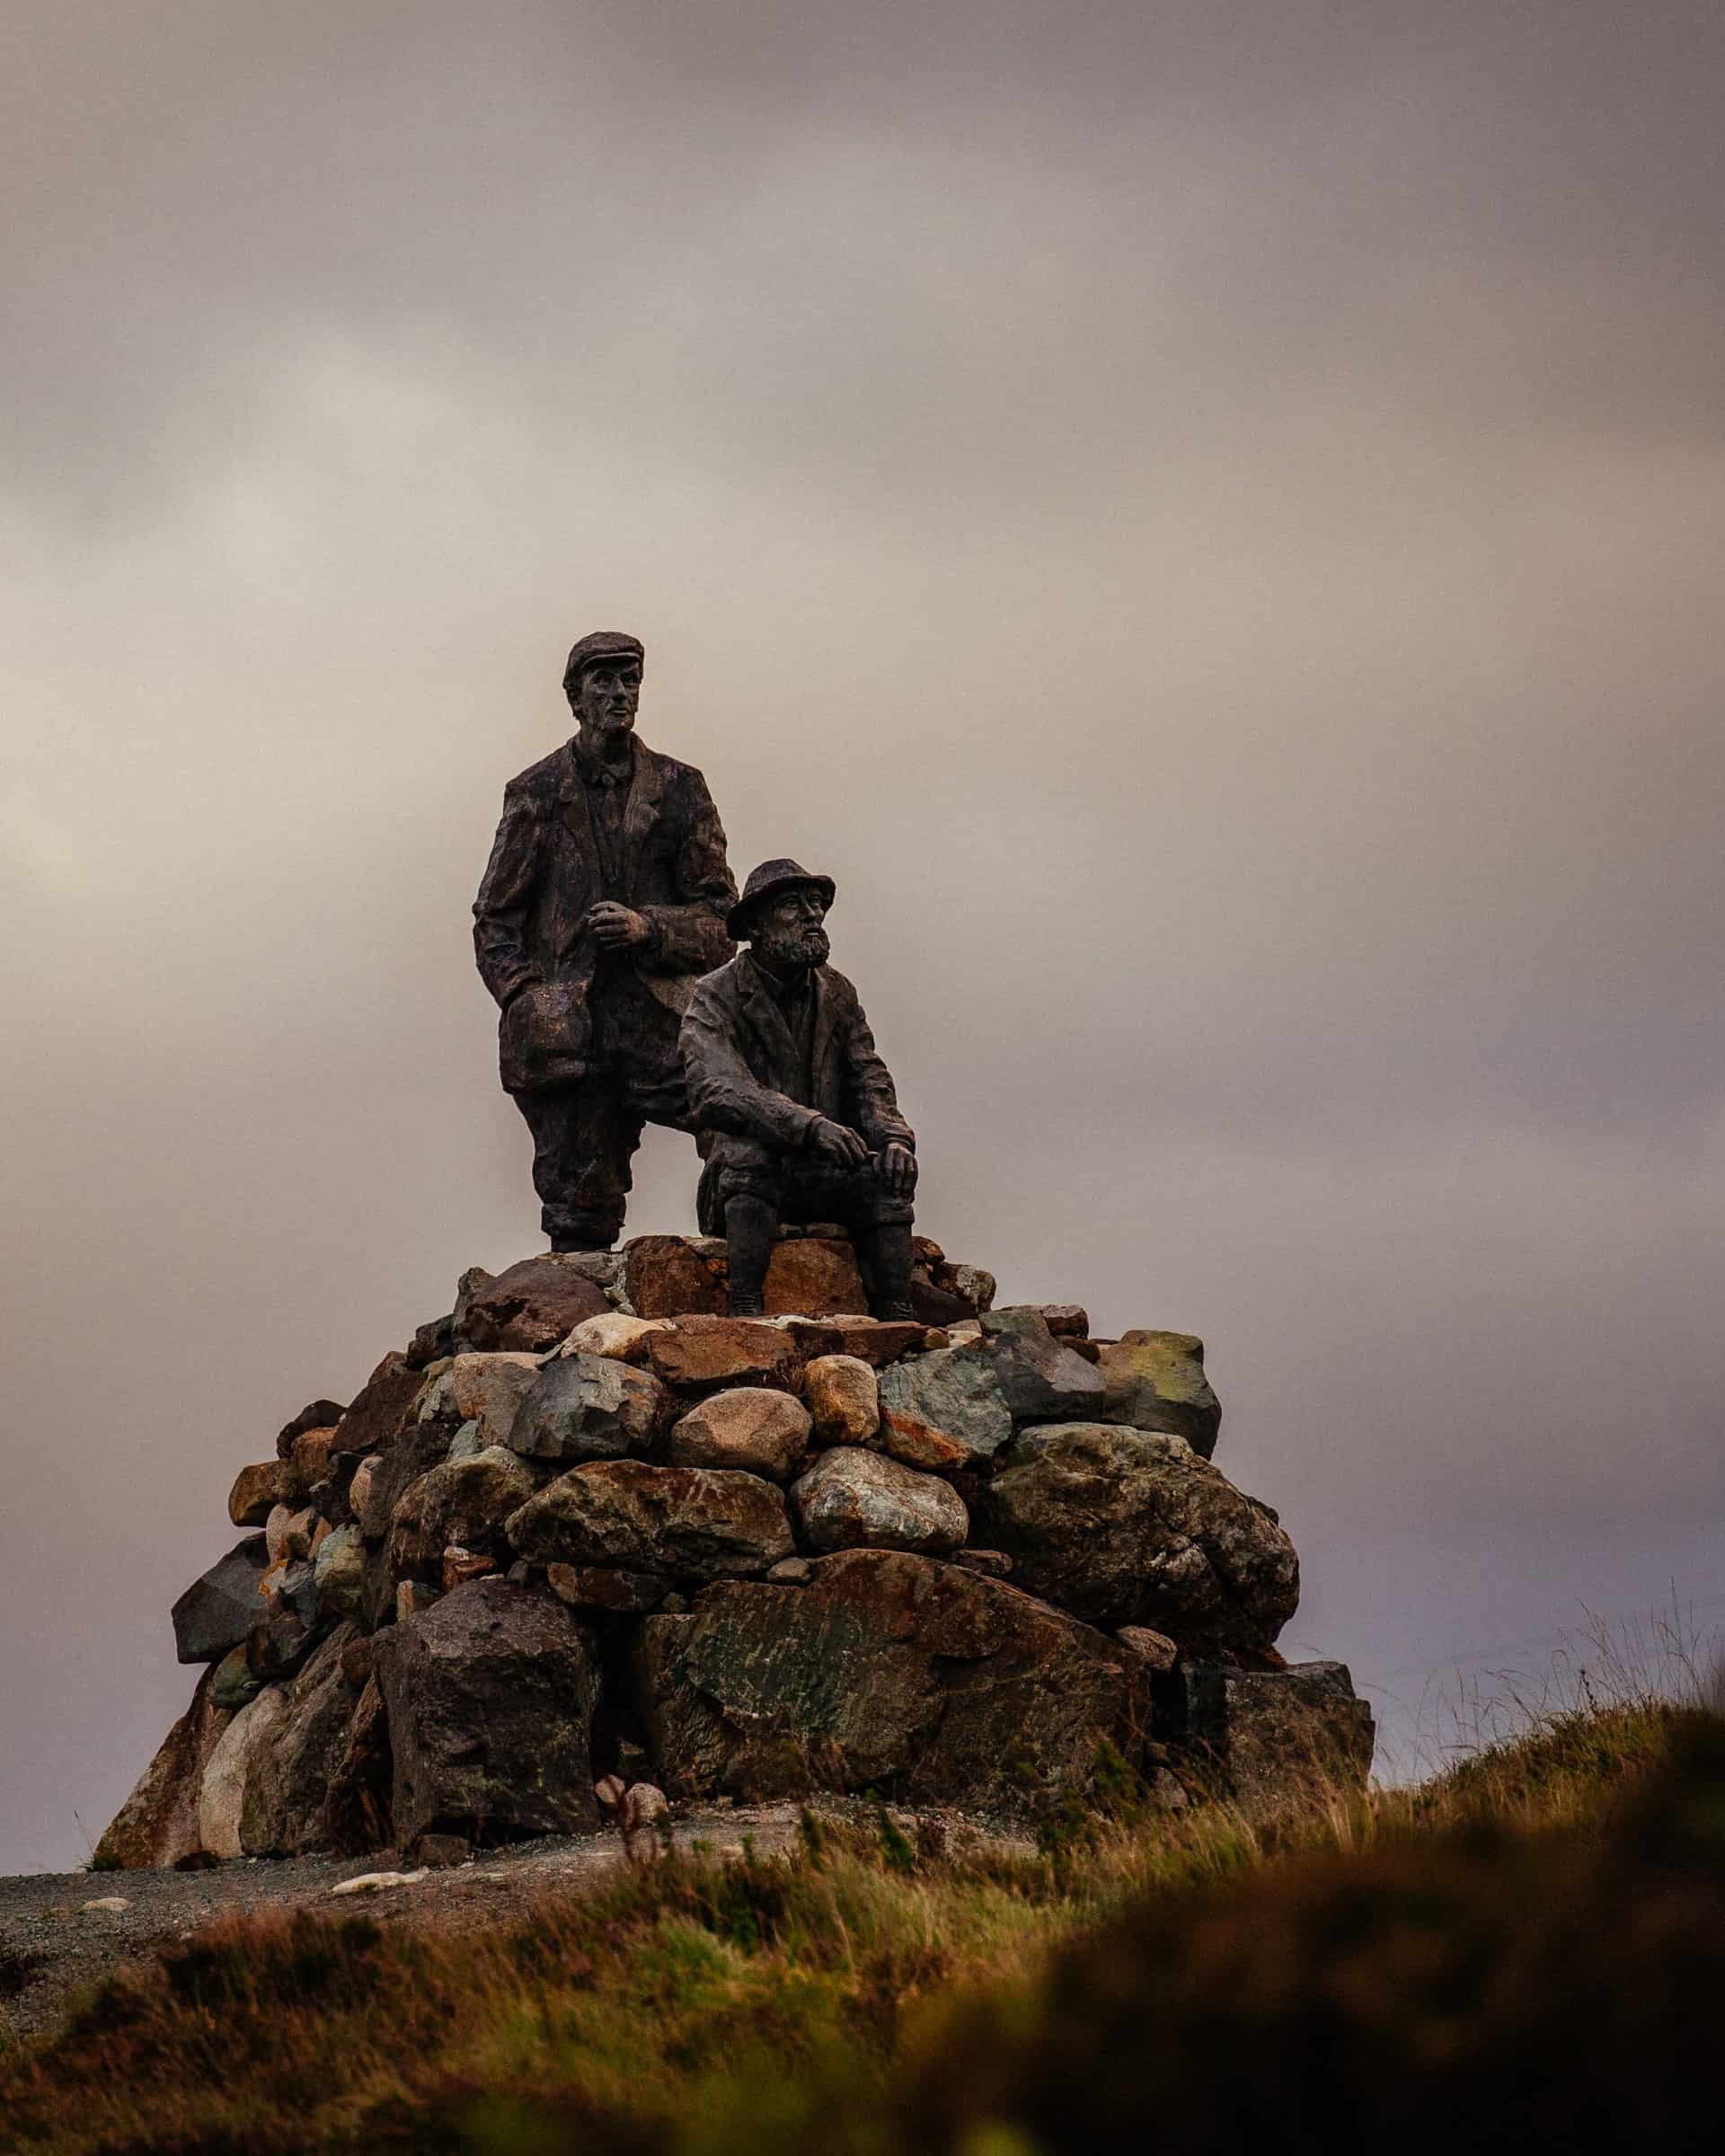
[809,1118,871,1171]
[880,1141,918,1197]
[587,902,652,950]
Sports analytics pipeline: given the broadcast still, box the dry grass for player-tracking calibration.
[2,1690,1718,2155]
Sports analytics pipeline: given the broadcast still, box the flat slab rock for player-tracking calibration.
[634,1548,1150,1810]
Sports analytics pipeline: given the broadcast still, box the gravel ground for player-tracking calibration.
[0,1802,838,2043]
[1,1799,1026,2044]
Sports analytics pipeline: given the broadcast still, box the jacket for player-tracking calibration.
[678,950,916,1157]
[473,738,736,1092]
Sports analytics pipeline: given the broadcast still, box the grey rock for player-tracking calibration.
[635,1549,1149,1810]
[790,1447,968,1557]
[209,1645,263,1711]
[978,1308,1107,1424]
[508,1353,669,1462]
[371,1577,602,1843]
[507,1459,795,1580]
[314,1523,367,1619]
[980,1424,1297,1648]
[876,1344,1012,1467]
[1095,1330,1221,1458]
[1156,1659,1375,1809]
[241,1623,361,1854]
[171,1536,270,1665]
[388,1446,537,1577]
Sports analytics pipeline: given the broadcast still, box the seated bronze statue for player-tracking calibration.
[679,859,919,1319]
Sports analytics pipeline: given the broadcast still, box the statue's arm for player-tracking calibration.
[638,772,738,975]
[473,789,542,1009]
[680,982,824,1153]
[841,992,916,1153]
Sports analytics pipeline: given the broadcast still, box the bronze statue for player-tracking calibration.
[473,632,737,1250]
[680,859,918,1318]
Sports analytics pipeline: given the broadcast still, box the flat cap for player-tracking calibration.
[562,631,645,688]
[728,857,836,940]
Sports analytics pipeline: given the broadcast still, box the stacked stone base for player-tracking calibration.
[99,1236,1374,1868]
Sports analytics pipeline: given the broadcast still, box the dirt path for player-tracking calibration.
[0,1802,834,2043]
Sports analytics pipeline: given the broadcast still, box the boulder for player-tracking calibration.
[978,1309,1108,1424]
[388,1446,537,1576]
[1155,1659,1375,1808]
[802,1354,880,1446]
[779,1317,928,1367]
[330,1356,427,1461]
[240,1624,361,1855]
[370,1577,602,1843]
[944,1264,996,1314]
[443,1545,500,1589]
[562,1312,675,1364]
[198,1683,289,1860]
[276,1396,348,1462]
[421,1352,543,1446]
[1096,1330,1222,1457]
[320,1675,392,1853]
[790,1448,969,1557]
[457,1255,612,1352]
[624,1234,729,1319]
[228,1461,294,1527]
[172,1536,270,1664]
[635,1550,1148,1809]
[645,1316,802,1394]
[546,1562,670,1613]
[1116,1626,1179,1671]
[876,1343,1013,1468]
[669,1389,812,1480]
[506,1459,794,1580]
[980,1425,1297,1648]
[313,1523,367,1618]
[763,1237,869,1318]
[507,1354,668,1462]
[94,1666,234,1869]
[209,1645,262,1710]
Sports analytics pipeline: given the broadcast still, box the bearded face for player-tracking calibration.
[750,886,832,972]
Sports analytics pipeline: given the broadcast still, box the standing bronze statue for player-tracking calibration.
[473,632,737,1250]
[680,859,918,1318]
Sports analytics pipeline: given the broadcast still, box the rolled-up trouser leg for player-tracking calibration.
[514,1079,644,1250]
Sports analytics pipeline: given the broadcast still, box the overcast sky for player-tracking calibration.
[4,1,1722,1871]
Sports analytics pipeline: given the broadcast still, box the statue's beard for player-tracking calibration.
[755,921,829,971]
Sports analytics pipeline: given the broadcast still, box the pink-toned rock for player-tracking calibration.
[763,1238,869,1318]
[624,1235,728,1319]
[779,1317,928,1367]
[562,1312,676,1364]
[459,1256,611,1351]
[670,1389,812,1480]
[646,1316,802,1395]
[443,1545,500,1590]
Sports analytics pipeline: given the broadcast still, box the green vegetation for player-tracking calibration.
[4,1700,1722,2154]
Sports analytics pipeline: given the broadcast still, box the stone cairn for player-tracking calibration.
[99,1233,1374,1869]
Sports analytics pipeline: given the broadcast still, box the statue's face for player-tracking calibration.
[752,886,831,971]
[571,661,641,742]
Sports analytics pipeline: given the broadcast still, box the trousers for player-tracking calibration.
[512,979,692,1248]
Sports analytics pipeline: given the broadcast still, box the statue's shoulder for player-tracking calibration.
[689,952,747,1003]
[635,741,714,798]
[815,963,862,1011]
[501,744,570,800]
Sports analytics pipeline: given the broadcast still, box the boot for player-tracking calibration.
[723,1196,778,1316]
[855,1221,916,1322]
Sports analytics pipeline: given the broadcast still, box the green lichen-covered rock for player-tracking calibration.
[634,1549,1148,1809]
[980,1424,1296,1648]
[1095,1330,1221,1456]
